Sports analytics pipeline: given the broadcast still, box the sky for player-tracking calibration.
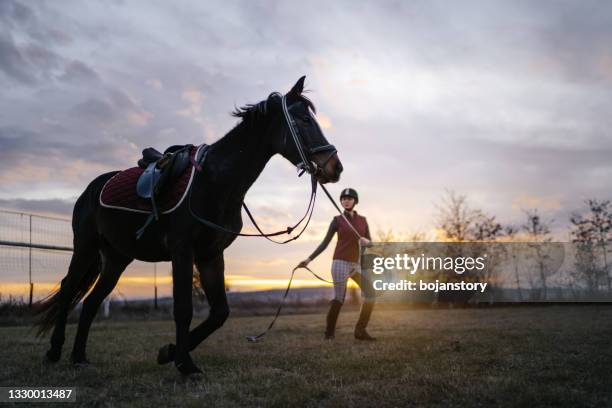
[1,0,611,297]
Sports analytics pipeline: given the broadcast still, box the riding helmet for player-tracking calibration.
[340,188,358,204]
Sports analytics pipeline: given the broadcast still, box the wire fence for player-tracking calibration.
[0,209,170,307]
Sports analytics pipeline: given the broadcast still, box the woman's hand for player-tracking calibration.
[297,258,311,268]
[360,237,371,246]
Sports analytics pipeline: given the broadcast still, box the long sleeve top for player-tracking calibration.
[308,211,371,263]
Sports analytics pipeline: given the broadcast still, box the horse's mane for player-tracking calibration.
[232,92,317,122]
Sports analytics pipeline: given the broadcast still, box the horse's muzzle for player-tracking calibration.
[313,152,342,184]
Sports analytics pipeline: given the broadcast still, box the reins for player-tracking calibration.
[187,145,319,243]
[245,263,351,343]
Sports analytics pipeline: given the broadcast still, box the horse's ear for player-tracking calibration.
[287,76,306,98]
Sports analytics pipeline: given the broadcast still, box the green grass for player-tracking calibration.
[1,306,611,407]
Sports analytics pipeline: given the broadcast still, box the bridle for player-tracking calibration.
[188,93,339,243]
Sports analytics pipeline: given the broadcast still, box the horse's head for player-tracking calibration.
[273,76,343,184]
[233,76,343,183]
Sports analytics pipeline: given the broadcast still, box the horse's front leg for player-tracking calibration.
[170,246,201,375]
[158,253,229,365]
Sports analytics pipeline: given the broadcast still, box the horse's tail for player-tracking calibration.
[33,253,100,337]
[33,174,109,337]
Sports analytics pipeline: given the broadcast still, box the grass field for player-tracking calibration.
[1,306,611,407]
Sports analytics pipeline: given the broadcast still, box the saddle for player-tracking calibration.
[136,145,191,199]
[134,145,193,237]
[99,144,206,239]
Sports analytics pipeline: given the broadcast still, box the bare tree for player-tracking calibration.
[571,241,601,294]
[504,226,523,300]
[471,214,505,289]
[570,199,612,293]
[522,209,554,300]
[435,190,506,302]
[435,190,503,242]
[436,191,480,242]
[472,214,503,242]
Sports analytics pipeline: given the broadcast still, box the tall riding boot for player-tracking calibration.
[354,301,376,341]
[325,300,343,340]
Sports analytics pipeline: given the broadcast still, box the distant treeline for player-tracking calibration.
[376,191,612,301]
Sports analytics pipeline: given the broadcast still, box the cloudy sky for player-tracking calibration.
[1,0,611,296]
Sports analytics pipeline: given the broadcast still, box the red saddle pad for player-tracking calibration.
[100,145,203,214]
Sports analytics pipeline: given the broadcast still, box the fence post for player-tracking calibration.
[28,214,33,308]
[154,263,158,310]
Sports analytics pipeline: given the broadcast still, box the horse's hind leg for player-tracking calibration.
[45,243,99,362]
[157,254,228,365]
[70,244,131,364]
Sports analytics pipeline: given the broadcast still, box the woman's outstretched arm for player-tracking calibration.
[298,218,337,267]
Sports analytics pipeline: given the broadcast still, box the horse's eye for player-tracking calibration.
[302,116,311,124]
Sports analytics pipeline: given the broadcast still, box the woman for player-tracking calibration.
[298,187,376,340]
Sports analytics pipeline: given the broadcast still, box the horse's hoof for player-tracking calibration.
[72,360,91,369]
[175,356,202,376]
[157,344,176,365]
[72,359,91,369]
[70,354,91,367]
[44,349,61,363]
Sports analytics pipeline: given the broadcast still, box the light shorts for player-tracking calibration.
[331,259,360,303]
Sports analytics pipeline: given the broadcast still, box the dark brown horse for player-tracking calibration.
[35,76,343,375]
